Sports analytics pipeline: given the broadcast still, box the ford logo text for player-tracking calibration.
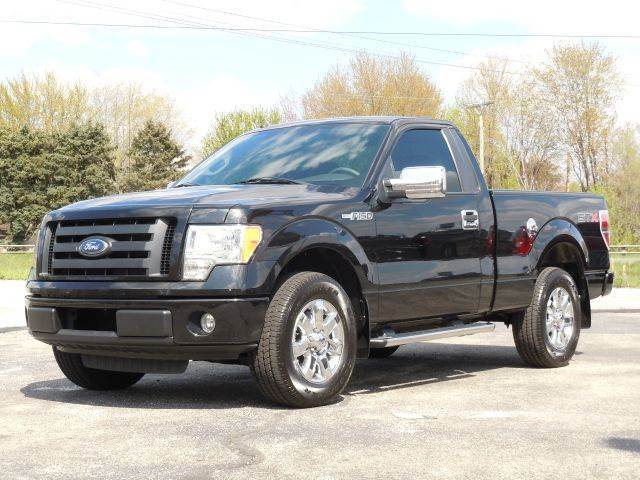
[78,237,111,258]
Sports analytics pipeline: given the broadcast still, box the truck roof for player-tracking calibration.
[261,116,456,130]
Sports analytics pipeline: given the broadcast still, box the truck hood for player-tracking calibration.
[57,184,354,212]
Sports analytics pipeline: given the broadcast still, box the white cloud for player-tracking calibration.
[37,60,169,92]
[1,2,92,57]
[1,0,365,57]
[178,74,282,144]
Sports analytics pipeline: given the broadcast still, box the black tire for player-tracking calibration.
[250,272,358,408]
[53,347,144,390]
[512,267,581,368]
[369,346,400,359]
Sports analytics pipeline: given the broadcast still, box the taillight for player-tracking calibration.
[599,209,611,249]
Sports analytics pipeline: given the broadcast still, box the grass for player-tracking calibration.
[0,252,638,287]
[0,253,33,280]
[611,253,640,288]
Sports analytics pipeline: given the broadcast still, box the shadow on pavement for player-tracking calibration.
[20,362,270,410]
[347,342,524,395]
[605,437,640,454]
[21,342,524,409]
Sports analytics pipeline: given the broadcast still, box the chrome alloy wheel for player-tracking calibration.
[545,287,575,352]
[291,299,345,384]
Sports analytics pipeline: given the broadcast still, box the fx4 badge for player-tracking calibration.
[341,212,373,221]
[576,211,599,223]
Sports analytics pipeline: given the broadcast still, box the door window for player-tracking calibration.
[390,129,462,192]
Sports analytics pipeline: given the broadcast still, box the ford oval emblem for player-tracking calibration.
[78,237,111,258]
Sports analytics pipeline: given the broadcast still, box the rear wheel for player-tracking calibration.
[250,272,357,408]
[53,347,144,390]
[512,267,581,368]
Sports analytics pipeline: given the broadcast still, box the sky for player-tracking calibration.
[2,0,640,148]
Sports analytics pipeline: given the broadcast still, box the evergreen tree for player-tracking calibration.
[121,120,190,192]
[0,123,116,242]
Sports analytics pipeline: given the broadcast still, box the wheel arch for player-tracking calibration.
[264,218,375,357]
[531,219,591,328]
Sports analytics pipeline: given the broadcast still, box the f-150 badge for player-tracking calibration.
[341,212,373,221]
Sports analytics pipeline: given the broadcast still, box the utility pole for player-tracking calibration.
[466,101,494,174]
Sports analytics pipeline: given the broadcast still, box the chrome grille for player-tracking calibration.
[42,217,176,280]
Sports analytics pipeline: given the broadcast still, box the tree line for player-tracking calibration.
[0,117,189,242]
[1,41,639,245]
[203,43,639,244]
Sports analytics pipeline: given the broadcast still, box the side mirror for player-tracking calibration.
[383,166,447,199]
[166,181,177,189]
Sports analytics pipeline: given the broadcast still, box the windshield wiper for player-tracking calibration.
[235,176,303,185]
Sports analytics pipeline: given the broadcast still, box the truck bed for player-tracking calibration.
[490,189,609,311]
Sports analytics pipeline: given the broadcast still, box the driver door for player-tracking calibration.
[373,127,483,322]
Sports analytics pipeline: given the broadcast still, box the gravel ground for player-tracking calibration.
[1,312,639,479]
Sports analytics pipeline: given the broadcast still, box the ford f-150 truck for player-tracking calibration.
[26,117,614,407]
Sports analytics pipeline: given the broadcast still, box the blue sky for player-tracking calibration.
[3,0,640,146]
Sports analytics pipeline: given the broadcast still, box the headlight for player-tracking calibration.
[182,225,262,281]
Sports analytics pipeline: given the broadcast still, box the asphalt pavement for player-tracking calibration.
[1,312,638,479]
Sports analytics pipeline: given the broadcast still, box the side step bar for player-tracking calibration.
[370,322,495,348]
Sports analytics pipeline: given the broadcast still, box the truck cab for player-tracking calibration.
[26,117,613,407]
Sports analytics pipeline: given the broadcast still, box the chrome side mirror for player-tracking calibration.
[383,166,447,199]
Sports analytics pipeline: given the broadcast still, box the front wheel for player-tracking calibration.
[250,272,358,408]
[512,267,581,368]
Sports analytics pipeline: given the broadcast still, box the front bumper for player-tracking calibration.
[25,295,269,361]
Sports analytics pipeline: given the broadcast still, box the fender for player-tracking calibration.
[529,218,589,271]
[261,217,376,295]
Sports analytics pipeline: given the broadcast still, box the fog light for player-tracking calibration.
[200,313,216,334]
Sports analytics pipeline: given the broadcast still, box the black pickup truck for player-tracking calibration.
[26,117,614,407]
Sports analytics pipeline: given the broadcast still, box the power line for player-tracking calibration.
[4,16,640,39]
[161,0,482,59]
[162,0,530,66]
[53,0,524,75]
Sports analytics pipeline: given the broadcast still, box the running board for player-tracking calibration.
[370,322,495,348]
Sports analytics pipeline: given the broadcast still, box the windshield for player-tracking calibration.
[179,122,390,188]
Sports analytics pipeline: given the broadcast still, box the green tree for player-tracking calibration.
[201,108,281,157]
[301,51,442,120]
[534,43,621,191]
[91,82,188,173]
[603,125,640,244]
[0,72,90,132]
[120,120,190,192]
[0,72,186,179]
[0,123,116,242]
[453,56,519,189]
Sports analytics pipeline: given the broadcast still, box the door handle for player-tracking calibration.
[461,210,479,230]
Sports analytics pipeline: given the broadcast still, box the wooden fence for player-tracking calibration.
[610,245,640,255]
[0,245,35,253]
